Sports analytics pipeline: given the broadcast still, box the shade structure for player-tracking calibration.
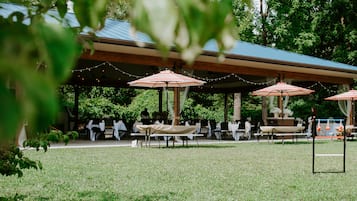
[325,90,357,101]
[128,70,205,88]
[252,82,314,117]
[252,82,315,97]
[325,89,357,125]
[128,70,205,124]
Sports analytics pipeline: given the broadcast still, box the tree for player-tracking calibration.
[250,0,356,121]
[0,0,109,177]
[264,0,357,66]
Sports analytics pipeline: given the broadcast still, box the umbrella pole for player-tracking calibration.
[174,87,180,125]
[351,99,355,125]
[280,93,283,118]
[165,82,169,113]
[166,89,169,114]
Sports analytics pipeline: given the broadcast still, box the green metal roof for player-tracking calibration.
[1,3,356,73]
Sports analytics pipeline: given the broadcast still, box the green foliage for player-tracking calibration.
[125,89,159,120]
[0,146,41,178]
[79,97,116,119]
[0,0,110,141]
[232,0,256,42]
[130,0,238,64]
[0,9,79,142]
[75,88,158,123]
[0,0,107,177]
[181,98,199,120]
[85,87,137,106]
[0,129,78,178]
[73,0,108,30]
[25,129,78,149]
[106,0,130,20]
[241,94,262,121]
[264,0,357,66]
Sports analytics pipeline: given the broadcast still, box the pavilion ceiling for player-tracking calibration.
[67,39,355,93]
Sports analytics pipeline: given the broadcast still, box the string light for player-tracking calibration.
[183,70,276,85]
[105,62,143,78]
[71,62,341,93]
[307,82,338,94]
[71,62,144,78]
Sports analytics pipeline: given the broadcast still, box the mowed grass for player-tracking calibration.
[1,140,357,201]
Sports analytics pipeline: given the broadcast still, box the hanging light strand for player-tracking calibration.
[183,70,276,85]
[72,62,339,92]
[71,62,106,72]
[105,62,143,78]
[307,82,338,94]
[72,61,144,78]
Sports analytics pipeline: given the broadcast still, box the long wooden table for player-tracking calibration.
[257,126,306,143]
[133,125,199,147]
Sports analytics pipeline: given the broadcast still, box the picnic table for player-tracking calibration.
[256,125,306,143]
[133,124,201,147]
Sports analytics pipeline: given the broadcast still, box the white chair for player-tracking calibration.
[244,121,251,140]
[86,120,96,141]
[184,121,194,140]
[215,122,229,140]
[113,120,127,140]
[231,121,241,141]
[206,120,213,138]
[239,121,252,140]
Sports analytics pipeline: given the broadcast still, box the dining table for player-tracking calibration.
[135,124,199,147]
[259,125,305,143]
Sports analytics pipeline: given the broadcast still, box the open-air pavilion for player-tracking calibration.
[2,3,357,130]
[65,19,357,129]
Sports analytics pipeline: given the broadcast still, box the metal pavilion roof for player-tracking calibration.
[97,19,356,73]
[1,2,357,88]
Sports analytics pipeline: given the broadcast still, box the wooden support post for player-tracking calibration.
[233,93,241,122]
[174,88,180,125]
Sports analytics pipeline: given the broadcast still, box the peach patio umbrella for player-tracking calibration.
[128,70,205,88]
[325,89,357,125]
[128,70,205,124]
[252,82,315,116]
[325,90,357,101]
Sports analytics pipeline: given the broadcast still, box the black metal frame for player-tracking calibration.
[312,117,346,174]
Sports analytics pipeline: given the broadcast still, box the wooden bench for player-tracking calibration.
[254,132,274,142]
[254,132,308,143]
[150,133,204,147]
[274,133,308,144]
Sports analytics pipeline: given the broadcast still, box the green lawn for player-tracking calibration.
[1,140,357,201]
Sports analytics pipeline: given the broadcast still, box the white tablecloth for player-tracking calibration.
[137,124,197,134]
[260,126,305,133]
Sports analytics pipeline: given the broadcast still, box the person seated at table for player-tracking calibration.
[141,108,150,125]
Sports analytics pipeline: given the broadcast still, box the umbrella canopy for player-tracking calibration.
[128,70,205,125]
[325,90,357,101]
[252,82,314,118]
[252,82,314,96]
[325,89,357,125]
[128,70,205,88]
